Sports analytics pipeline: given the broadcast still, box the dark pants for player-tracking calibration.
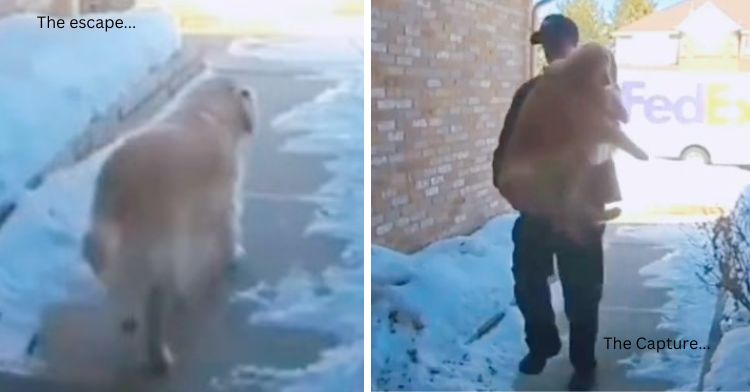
[511,214,604,371]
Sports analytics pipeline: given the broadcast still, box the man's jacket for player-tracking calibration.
[491,76,622,212]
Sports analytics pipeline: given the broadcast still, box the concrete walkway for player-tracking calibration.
[513,224,677,391]
[0,37,347,392]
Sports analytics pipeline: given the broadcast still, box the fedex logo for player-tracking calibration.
[621,80,750,126]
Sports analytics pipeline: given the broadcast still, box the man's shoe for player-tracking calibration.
[568,368,596,391]
[518,344,561,375]
[518,338,562,375]
[518,353,548,375]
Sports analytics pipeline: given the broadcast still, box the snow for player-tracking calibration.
[0,10,180,209]
[213,35,364,392]
[372,215,527,391]
[703,325,750,391]
[0,146,102,372]
[617,185,750,391]
[701,187,750,391]
[617,225,714,390]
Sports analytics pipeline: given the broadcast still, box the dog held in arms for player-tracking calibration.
[81,76,255,375]
[497,42,648,243]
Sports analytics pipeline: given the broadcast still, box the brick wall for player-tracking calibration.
[372,0,531,252]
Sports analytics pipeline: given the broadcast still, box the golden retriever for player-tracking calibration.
[498,42,648,242]
[82,75,255,374]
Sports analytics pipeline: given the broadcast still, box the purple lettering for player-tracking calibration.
[616,79,710,126]
[645,95,672,124]
[621,81,645,115]
[673,85,704,124]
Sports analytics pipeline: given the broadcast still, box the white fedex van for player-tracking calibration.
[619,69,750,165]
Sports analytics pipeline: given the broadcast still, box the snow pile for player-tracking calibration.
[372,215,526,391]
[216,38,364,392]
[0,144,107,373]
[0,10,180,208]
[618,185,750,391]
[703,325,750,390]
[702,186,750,391]
[616,224,714,390]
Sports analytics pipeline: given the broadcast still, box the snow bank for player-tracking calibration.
[0,10,180,208]
[372,215,526,391]
[215,38,364,392]
[703,325,750,391]
[619,191,750,391]
[617,224,714,390]
[700,186,750,391]
[0,138,108,373]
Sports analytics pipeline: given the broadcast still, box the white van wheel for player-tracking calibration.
[680,146,710,164]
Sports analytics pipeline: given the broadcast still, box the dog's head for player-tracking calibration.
[565,42,615,86]
[193,76,258,139]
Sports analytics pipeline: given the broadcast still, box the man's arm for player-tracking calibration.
[492,79,537,190]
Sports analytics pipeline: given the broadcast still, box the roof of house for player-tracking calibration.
[616,0,750,34]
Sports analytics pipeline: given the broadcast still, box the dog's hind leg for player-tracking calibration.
[231,166,246,264]
[144,285,173,376]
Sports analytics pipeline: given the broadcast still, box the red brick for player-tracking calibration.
[372,0,531,252]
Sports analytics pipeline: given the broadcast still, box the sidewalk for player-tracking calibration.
[513,225,677,391]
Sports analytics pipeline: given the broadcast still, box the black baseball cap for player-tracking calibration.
[530,14,579,46]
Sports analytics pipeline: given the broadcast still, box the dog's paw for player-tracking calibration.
[602,207,622,221]
[233,242,246,260]
[146,345,174,377]
[634,149,649,161]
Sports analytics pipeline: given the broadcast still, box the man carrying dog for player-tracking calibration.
[491,14,622,391]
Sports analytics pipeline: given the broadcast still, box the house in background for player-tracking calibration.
[613,0,750,71]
